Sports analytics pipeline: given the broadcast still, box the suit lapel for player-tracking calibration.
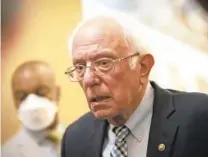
[147,82,179,157]
[81,118,108,157]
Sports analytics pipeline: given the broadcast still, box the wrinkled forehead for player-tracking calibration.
[71,17,129,59]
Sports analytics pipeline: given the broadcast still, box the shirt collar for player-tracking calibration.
[125,82,154,141]
[22,126,49,144]
[22,123,64,144]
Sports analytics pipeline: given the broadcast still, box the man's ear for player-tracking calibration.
[140,54,154,78]
[55,85,61,103]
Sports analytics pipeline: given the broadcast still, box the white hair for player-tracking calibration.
[68,10,152,68]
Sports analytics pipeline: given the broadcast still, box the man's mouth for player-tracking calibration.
[90,96,111,102]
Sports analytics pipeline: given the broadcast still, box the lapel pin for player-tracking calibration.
[158,143,166,152]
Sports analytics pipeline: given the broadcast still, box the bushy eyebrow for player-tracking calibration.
[93,49,118,59]
[73,48,118,65]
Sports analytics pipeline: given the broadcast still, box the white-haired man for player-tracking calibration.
[62,12,208,157]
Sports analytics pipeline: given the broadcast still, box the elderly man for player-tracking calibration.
[2,60,64,157]
[62,12,208,157]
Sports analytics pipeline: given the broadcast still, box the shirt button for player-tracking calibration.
[138,136,142,142]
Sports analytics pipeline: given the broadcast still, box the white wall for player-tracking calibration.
[80,0,208,93]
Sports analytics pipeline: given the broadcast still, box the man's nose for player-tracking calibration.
[83,67,100,87]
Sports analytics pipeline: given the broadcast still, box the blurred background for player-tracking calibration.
[1,0,208,144]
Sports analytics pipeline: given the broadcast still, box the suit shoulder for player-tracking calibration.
[172,91,208,106]
[171,91,208,115]
[64,112,95,136]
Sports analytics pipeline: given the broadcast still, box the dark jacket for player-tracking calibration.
[61,82,208,157]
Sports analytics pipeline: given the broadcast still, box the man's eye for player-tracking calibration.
[97,59,111,67]
[76,65,85,73]
[95,59,114,72]
[36,88,49,97]
[101,61,108,66]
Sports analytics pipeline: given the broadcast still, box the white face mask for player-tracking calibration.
[18,94,58,131]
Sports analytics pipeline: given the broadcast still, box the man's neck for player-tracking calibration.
[23,126,50,144]
[108,82,148,126]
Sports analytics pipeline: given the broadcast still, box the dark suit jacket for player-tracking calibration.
[61,82,208,157]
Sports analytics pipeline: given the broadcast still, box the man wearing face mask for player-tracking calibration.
[2,60,65,157]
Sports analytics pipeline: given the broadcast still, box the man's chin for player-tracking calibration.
[92,110,126,125]
[92,110,113,120]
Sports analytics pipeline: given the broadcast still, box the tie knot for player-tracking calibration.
[112,125,130,143]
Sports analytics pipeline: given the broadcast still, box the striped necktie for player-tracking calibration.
[110,125,130,157]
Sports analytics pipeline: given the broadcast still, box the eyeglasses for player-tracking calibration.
[65,52,140,82]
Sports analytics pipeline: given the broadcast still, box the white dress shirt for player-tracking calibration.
[2,124,64,157]
[102,83,154,157]
[27,127,59,157]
